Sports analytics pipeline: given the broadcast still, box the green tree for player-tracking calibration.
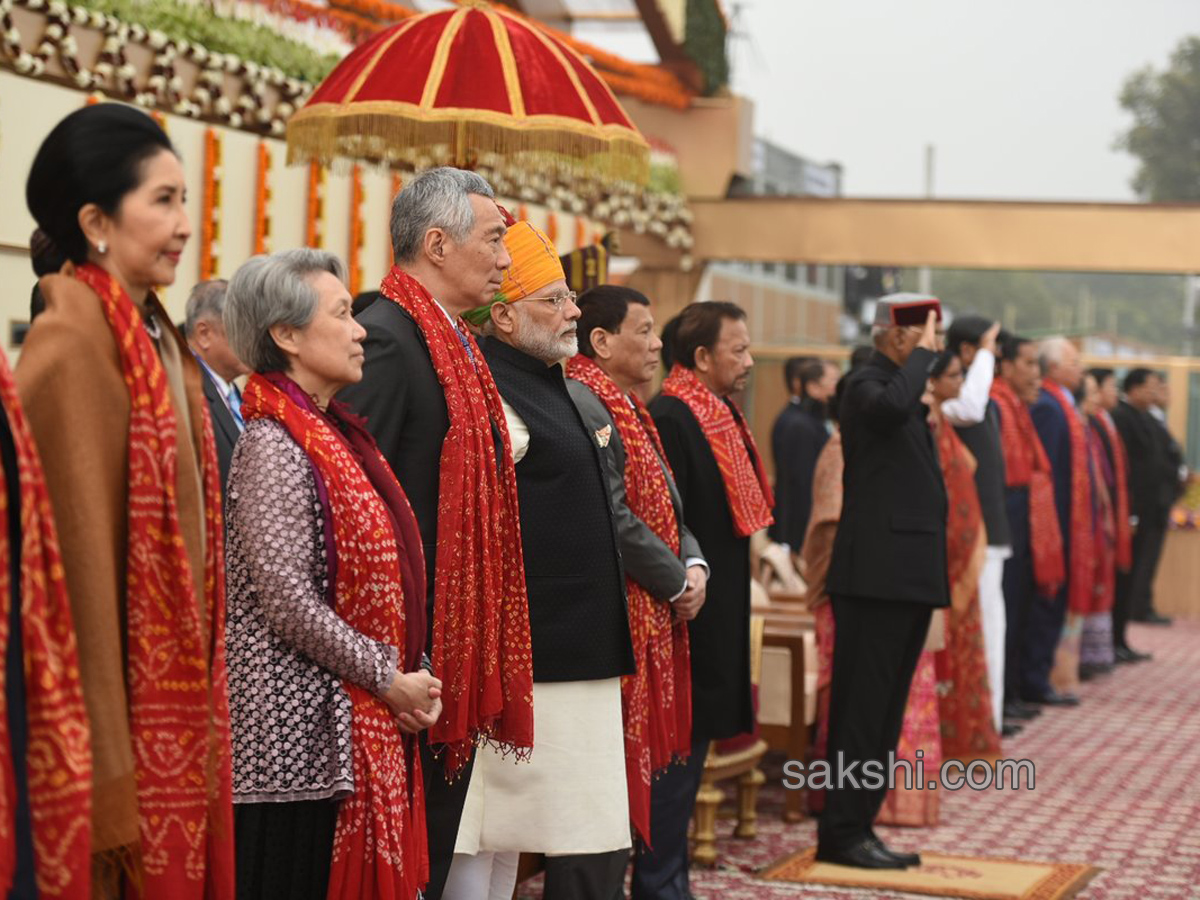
[1117,36,1200,201]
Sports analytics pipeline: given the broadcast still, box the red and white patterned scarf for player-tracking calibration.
[661,364,773,537]
[243,373,427,900]
[566,355,691,845]
[379,267,533,776]
[0,347,92,898]
[1042,381,1097,614]
[990,378,1065,598]
[1096,410,1133,573]
[73,263,233,899]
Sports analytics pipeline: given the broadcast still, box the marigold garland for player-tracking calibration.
[201,127,222,279]
[305,159,325,248]
[254,140,272,255]
[348,163,364,295]
[546,211,558,244]
[575,215,587,251]
[387,171,402,269]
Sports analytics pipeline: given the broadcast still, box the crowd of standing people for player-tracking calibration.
[774,300,1183,868]
[0,101,1187,900]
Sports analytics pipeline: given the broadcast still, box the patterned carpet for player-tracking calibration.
[518,621,1200,899]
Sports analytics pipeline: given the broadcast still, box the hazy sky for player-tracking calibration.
[723,0,1200,201]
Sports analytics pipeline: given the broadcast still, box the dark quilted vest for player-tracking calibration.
[482,338,634,683]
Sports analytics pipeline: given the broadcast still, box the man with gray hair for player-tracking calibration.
[1027,336,1087,706]
[185,278,248,491]
[337,167,533,900]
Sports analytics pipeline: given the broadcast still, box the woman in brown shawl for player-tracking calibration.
[18,103,233,897]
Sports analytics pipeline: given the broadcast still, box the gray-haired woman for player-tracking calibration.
[223,248,440,900]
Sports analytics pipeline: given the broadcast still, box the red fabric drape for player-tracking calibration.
[660,365,773,537]
[990,380,1065,598]
[1041,382,1097,614]
[566,355,691,845]
[244,373,428,900]
[379,267,533,777]
[0,347,91,898]
[72,263,233,899]
[1096,410,1133,573]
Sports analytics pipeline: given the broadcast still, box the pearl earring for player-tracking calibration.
[97,240,107,255]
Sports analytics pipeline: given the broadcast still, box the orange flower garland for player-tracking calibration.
[201,128,222,280]
[518,204,529,222]
[387,172,402,268]
[348,164,364,296]
[254,141,272,255]
[575,215,587,251]
[305,160,325,249]
[546,212,558,244]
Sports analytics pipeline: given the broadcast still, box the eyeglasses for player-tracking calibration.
[519,290,577,310]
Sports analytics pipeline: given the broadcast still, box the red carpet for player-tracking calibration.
[517,621,1200,898]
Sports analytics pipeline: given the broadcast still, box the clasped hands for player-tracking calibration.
[383,669,443,735]
[674,564,708,621]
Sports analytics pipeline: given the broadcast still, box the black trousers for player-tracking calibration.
[544,849,632,900]
[1024,586,1067,701]
[1129,516,1169,621]
[235,799,339,900]
[629,737,711,900]
[818,595,933,851]
[1002,488,1035,705]
[420,733,476,900]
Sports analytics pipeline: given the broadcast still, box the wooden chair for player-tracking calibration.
[758,613,816,822]
[691,615,769,867]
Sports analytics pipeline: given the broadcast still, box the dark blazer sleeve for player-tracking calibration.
[337,305,411,466]
[567,381,688,601]
[855,347,936,433]
[1032,397,1071,533]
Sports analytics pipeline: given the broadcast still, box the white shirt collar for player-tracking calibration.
[432,297,458,329]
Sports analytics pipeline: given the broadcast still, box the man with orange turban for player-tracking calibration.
[447,221,635,900]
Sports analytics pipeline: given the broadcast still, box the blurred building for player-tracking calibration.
[696,138,844,347]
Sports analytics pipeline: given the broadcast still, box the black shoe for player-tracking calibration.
[1133,611,1173,626]
[1001,722,1023,737]
[1003,701,1039,720]
[1079,663,1103,681]
[868,836,921,867]
[816,837,908,869]
[1028,690,1080,707]
[1115,645,1153,664]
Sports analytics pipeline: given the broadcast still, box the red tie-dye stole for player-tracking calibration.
[72,262,233,899]
[243,372,428,900]
[567,354,692,845]
[660,364,774,537]
[0,347,92,898]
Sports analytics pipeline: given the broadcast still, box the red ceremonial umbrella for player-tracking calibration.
[287,0,650,185]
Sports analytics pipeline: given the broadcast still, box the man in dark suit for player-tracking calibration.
[184,279,247,493]
[820,294,943,870]
[338,167,519,900]
[1027,337,1086,706]
[565,286,708,900]
[769,356,837,555]
[650,301,774,898]
[1111,368,1177,657]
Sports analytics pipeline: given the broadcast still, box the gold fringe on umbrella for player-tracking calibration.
[286,100,651,187]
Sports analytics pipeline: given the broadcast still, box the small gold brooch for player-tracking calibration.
[595,425,612,448]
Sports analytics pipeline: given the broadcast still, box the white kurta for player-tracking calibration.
[452,397,631,856]
[454,678,631,856]
[979,547,1011,732]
